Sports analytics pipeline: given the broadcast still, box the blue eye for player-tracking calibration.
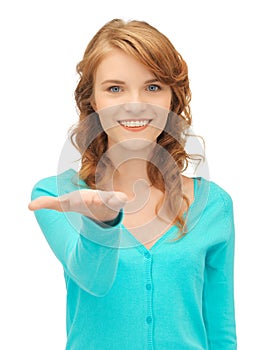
[109,86,121,93]
[148,84,160,92]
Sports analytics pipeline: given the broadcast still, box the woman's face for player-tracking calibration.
[93,49,172,150]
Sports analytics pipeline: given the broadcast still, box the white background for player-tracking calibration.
[1,0,266,348]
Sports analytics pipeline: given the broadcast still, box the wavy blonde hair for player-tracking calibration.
[71,19,193,236]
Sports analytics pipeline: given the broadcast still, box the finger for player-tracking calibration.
[28,196,61,211]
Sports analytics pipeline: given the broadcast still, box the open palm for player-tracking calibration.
[29,189,128,223]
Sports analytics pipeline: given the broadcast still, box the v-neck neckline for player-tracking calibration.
[120,177,203,253]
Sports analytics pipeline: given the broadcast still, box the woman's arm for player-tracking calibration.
[30,176,126,297]
[203,194,237,349]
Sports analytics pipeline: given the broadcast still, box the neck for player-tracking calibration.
[104,140,155,192]
[113,158,151,197]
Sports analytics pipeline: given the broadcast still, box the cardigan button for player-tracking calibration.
[146,316,152,324]
[144,251,151,259]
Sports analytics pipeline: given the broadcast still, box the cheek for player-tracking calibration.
[149,104,170,132]
[98,112,112,131]
[92,92,101,112]
[155,91,172,111]
[89,91,98,112]
[97,105,120,132]
[92,88,109,111]
[166,92,172,109]
[93,91,120,112]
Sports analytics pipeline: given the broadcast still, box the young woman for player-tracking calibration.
[29,19,237,349]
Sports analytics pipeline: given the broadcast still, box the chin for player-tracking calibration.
[111,137,157,153]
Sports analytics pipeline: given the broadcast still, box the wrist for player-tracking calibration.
[88,210,123,228]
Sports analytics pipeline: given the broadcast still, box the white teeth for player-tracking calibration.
[119,120,150,127]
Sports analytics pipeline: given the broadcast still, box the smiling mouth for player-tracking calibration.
[118,120,151,128]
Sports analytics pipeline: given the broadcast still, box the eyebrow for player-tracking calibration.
[100,78,160,85]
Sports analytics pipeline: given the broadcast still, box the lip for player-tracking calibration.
[119,124,149,132]
[117,119,152,132]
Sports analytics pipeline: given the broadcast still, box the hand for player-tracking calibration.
[28,189,128,223]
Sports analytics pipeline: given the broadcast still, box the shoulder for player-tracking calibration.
[190,177,235,241]
[192,176,234,221]
[206,179,233,212]
[196,177,234,225]
[31,169,87,200]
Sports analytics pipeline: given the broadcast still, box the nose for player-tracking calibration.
[123,102,147,115]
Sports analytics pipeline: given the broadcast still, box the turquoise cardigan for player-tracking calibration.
[31,169,237,349]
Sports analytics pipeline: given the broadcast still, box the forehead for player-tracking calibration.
[95,49,155,83]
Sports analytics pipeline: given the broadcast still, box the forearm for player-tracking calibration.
[66,213,122,296]
[33,207,122,297]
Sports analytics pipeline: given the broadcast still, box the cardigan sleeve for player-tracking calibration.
[31,176,123,297]
[203,193,237,349]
